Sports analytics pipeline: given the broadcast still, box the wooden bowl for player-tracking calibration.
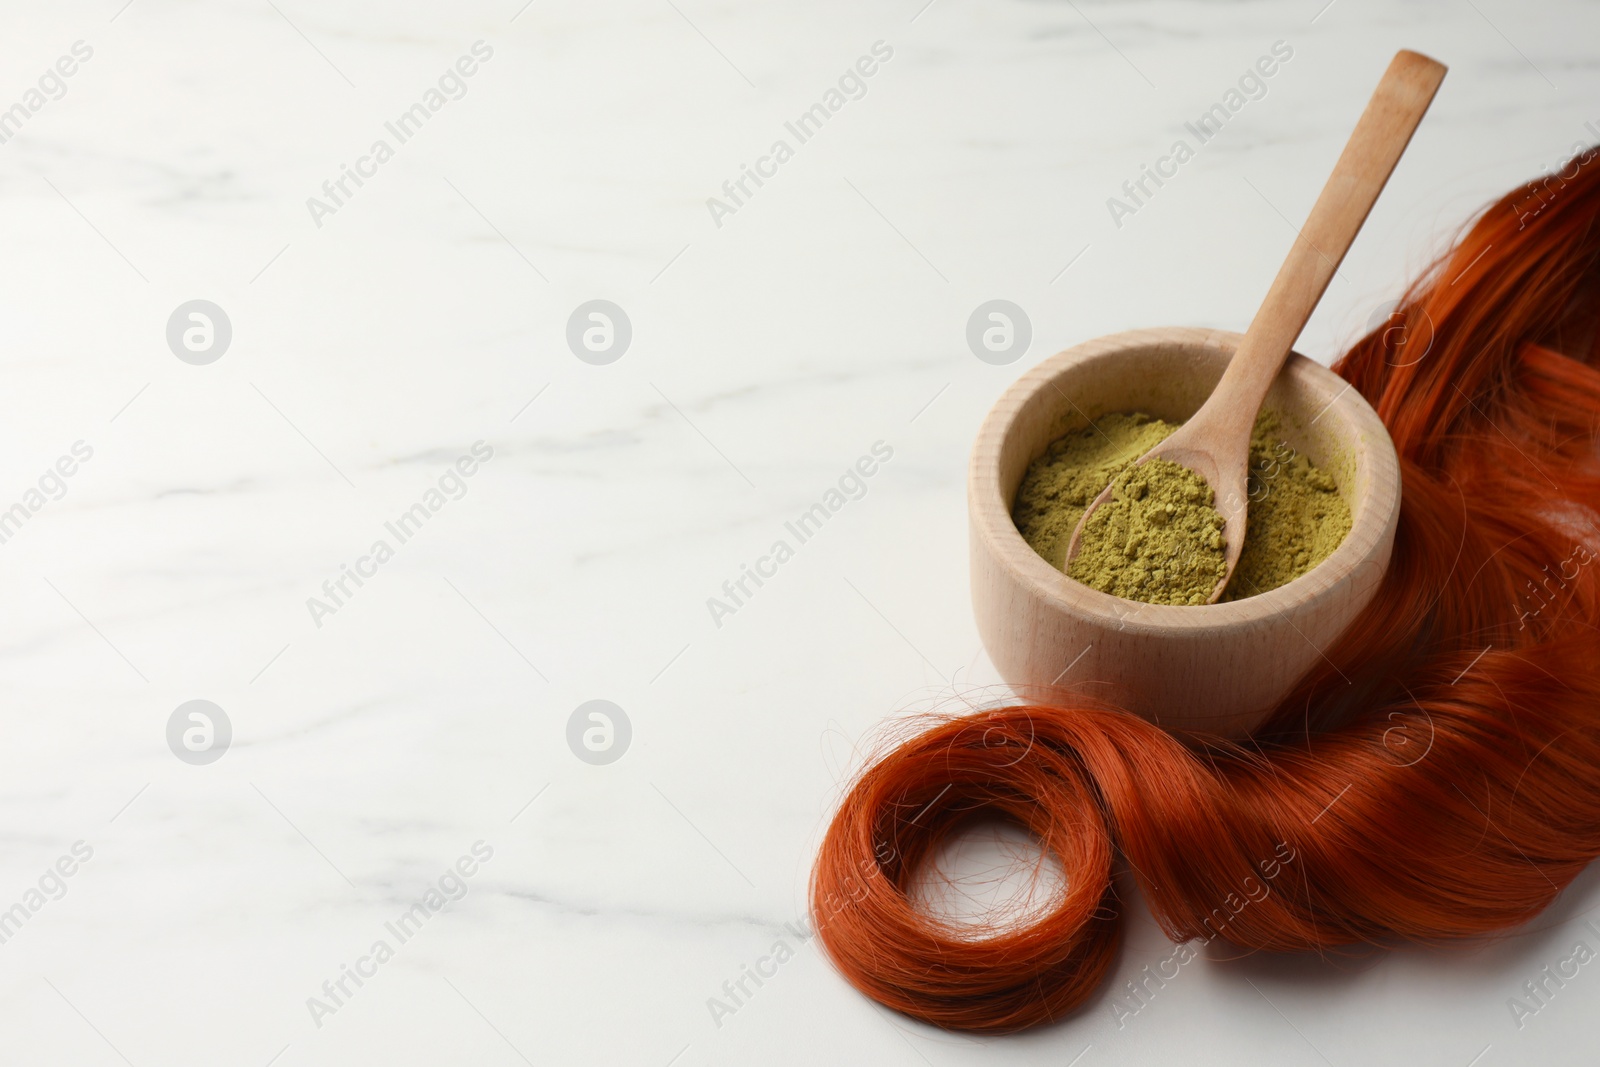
[968,326,1401,737]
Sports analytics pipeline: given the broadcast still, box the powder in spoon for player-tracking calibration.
[1068,458,1226,605]
[1012,412,1352,604]
[1009,413,1173,571]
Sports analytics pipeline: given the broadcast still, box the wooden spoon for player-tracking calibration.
[1065,49,1446,604]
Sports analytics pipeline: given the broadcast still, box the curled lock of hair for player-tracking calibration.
[810,146,1600,1032]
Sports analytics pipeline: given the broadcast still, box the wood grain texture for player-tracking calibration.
[1065,50,1444,603]
[969,327,1401,738]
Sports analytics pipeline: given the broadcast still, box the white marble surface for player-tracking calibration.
[0,0,1597,1063]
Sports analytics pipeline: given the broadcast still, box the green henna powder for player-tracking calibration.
[1067,457,1226,606]
[1012,411,1353,605]
[1010,413,1172,572]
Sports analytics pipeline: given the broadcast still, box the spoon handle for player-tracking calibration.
[1201,49,1446,428]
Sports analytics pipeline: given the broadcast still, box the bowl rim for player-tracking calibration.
[969,325,1401,634]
